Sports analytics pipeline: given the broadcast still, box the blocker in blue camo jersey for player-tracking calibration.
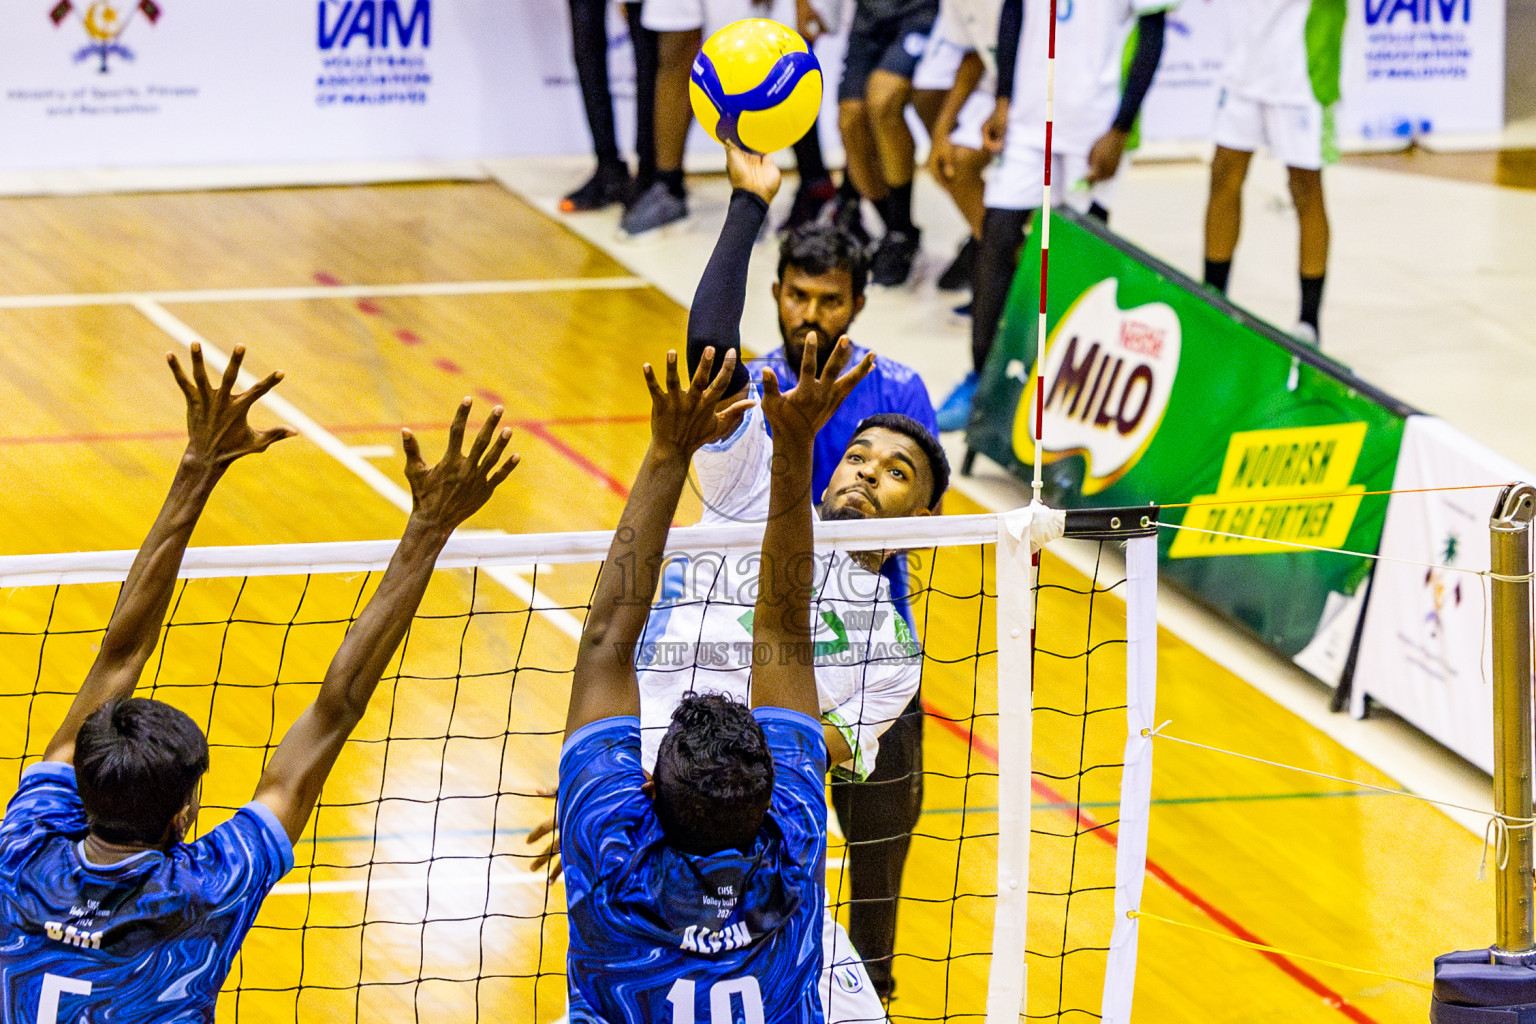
[0,762,292,1023]
[559,710,827,1024]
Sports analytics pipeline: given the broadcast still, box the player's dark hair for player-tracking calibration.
[778,223,869,300]
[853,413,951,510]
[653,692,775,856]
[75,697,209,846]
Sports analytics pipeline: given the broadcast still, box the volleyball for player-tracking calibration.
[688,19,822,155]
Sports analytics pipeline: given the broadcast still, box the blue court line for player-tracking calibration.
[295,789,1394,846]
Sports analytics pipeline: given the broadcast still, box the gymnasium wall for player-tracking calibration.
[0,0,1506,178]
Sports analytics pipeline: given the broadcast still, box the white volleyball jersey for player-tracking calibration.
[933,0,1004,79]
[1221,0,1341,107]
[1003,0,1178,155]
[635,397,922,780]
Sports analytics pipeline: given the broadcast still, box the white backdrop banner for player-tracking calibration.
[1338,0,1506,145]
[1138,0,1228,147]
[1352,415,1532,774]
[0,0,1506,173]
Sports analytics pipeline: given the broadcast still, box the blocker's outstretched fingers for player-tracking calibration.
[401,428,426,478]
[481,425,514,474]
[189,342,211,393]
[692,346,717,391]
[489,449,521,488]
[664,350,681,394]
[445,397,472,456]
[237,369,285,409]
[469,406,504,465]
[642,363,665,404]
[219,345,246,396]
[703,350,738,403]
[167,352,197,404]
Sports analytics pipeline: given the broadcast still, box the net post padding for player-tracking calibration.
[1102,531,1160,1022]
[987,503,1065,1023]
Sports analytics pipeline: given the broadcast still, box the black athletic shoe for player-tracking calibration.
[870,229,921,287]
[560,162,630,213]
[778,177,837,236]
[937,236,979,291]
[831,196,873,251]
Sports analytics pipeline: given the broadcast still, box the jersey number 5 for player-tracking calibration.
[38,973,92,1024]
[665,977,764,1024]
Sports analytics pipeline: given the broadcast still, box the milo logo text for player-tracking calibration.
[1013,279,1181,494]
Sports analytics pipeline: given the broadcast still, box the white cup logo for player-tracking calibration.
[1012,278,1180,494]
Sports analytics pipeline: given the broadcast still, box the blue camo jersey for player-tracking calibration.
[0,763,293,1023]
[559,711,828,1024]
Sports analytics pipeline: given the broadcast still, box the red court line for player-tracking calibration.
[518,422,631,499]
[922,700,1380,1023]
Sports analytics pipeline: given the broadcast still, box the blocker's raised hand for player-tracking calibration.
[645,347,754,458]
[167,342,296,469]
[760,332,873,444]
[402,399,520,535]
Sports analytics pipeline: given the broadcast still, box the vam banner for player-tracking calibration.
[964,209,1414,681]
[1351,416,1533,773]
[1337,0,1505,144]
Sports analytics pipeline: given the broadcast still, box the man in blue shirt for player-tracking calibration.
[683,149,937,1004]
[559,340,872,1022]
[0,345,519,1024]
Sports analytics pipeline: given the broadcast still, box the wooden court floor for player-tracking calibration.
[0,181,1496,1022]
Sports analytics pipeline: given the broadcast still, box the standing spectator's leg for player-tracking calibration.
[624,2,659,195]
[1202,145,1251,293]
[1289,165,1328,341]
[621,23,698,236]
[563,0,632,212]
[830,697,925,1002]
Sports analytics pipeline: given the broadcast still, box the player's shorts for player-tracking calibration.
[838,4,939,101]
[820,905,889,1024]
[948,89,992,151]
[640,0,796,34]
[984,144,1118,215]
[912,29,965,90]
[1212,90,1328,171]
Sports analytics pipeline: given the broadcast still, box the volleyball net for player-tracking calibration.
[0,506,1161,1023]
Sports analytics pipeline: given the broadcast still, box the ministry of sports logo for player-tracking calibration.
[48,0,162,73]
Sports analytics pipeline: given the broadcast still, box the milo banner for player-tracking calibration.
[965,210,1415,683]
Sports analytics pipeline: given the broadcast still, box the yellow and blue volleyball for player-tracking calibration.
[689,19,822,155]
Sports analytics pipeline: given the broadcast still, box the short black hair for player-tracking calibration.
[75,697,209,846]
[852,413,951,510]
[778,223,869,300]
[653,692,774,855]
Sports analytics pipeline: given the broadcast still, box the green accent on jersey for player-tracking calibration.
[821,708,869,781]
[892,613,921,659]
[1320,103,1340,165]
[1305,0,1347,107]
[736,608,852,659]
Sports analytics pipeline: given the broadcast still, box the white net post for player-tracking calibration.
[987,504,1064,1023]
[1102,532,1160,1022]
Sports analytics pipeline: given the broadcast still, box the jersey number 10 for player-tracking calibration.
[665,977,765,1024]
[38,973,92,1024]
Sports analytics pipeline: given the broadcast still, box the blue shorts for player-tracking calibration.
[838,2,939,102]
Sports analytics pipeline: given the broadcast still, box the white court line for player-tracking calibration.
[132,298,585,641]
[0,276,647,310]
[271,857,850,897]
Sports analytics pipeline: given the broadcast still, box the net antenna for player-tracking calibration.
[1030,0,1063,506]
[986,505,1161,1024]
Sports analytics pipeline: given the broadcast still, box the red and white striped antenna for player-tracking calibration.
[1032,0,1060,505]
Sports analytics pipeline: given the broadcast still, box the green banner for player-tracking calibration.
[966,210,1414,664]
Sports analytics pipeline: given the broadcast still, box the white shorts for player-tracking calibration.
[948,88,993,151]
[640,0,797,34]
[1212,90,1326,171]
[912,31,966,90]
[984,145,1117,214]
[820,906,889,1024]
